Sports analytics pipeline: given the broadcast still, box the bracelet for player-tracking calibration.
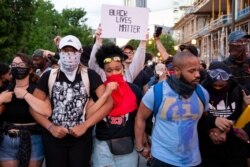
[135,146,145,153]
[23,92,29,99]
[47,124,54,131]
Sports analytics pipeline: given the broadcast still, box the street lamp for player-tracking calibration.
[191,39,197,45]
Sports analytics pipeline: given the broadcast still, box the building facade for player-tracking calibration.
[172,0,250,64]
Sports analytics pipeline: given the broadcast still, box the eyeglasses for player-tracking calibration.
[208,69,232,81]
[123,51,133,55]
[103,56,122,64]
[10,62,28,68]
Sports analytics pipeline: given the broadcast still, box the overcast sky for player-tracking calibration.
[50,0,179,29]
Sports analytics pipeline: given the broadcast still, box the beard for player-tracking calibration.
[179,73,200,87]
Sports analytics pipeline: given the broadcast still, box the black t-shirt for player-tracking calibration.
[96,83,142,140]
[133,66,154,91]
[0,83,36,123]
[36,68,103,143]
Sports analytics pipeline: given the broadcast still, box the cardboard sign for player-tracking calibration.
[101,4,149,40]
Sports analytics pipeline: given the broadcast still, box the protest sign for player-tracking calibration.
[101,4,149,40]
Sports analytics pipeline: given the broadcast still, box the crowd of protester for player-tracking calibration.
[1,27,250,167]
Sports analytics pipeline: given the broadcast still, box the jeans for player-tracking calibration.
[0,134,44,161]
[91,137,139,167]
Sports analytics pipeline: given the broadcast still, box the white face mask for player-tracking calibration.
[59,51,81,82]
[59,51,81,72]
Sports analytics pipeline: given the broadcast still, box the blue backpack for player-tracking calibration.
[152,81,206,116]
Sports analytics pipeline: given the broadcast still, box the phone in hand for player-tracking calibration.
[155,26,163,37]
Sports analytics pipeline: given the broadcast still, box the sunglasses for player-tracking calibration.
[103,56,122,64]
[208,69,232,81]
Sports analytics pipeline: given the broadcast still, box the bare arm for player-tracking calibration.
[135,101,152,158]
[86,82,117,119]
[155,38,170,61]
[30,88,68,138]
[70,84,113,137]
[14,87,52,116]
[0,91,13,114]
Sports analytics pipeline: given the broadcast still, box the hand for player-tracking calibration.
[14,87,27,99]
[215,117,233,131]
[140,145,151,160]
[0,91,13,104]
[43,50,54,58]
[234,128,250,143]
[95,24,102,45]
[69,123,88,137]
[49,125,68,138]
[209,128,228,144]
[105,82,118,95]
[243,90,250,106]
[53,36,61,47]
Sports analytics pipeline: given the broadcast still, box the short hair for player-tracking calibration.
[173,50,197,68]
[95,44,125,69]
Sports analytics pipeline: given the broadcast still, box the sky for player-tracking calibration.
[50,0,178,29]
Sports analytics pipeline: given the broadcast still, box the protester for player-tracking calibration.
[88,25,147,82]
[0,63,12,93]
[32,49,53,77]
[30,35,113,167]
[134,51,233,167]
[199,61,250,167]
[133,52,154,93]
[0,53,51,167]
[91,44,142,167]
[223,30,250,164]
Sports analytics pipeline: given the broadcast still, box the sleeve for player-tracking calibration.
[88,43,106,82]
[142,86,155,111]
[126,46,146,82]
[88,69,103,98]
[36,70,50,95]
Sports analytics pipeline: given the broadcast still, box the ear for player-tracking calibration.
[174,66,181,78]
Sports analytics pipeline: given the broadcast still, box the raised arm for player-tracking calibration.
[126,35,147,82]
[88,25,106,82]
[154,34,170,61]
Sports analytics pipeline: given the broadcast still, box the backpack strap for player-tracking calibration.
[195,84,206,111]
[153,82,163,116]
[80,66,90,97]
[48,68,59,98]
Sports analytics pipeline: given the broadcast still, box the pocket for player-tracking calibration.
[107,136,134,155]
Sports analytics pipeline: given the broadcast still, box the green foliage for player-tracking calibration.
[0,0,94,62]
[125,34,176,60]
[126,39,140,49]
[147,34,176,57]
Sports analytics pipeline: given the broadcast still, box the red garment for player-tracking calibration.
[104,74,138,116]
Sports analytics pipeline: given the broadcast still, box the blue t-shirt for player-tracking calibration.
[143,80,209,166]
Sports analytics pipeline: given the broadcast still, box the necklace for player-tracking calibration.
[16,83,29,88]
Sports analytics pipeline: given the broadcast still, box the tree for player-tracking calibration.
[0,0,36,62]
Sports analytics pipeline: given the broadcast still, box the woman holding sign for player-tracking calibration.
[198,61,250,167]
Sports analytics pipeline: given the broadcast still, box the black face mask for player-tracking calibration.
[11,67,29,80]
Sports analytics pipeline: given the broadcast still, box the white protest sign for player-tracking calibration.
[101,4,149,40]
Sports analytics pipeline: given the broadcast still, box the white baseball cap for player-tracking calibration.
[59,35,82,51]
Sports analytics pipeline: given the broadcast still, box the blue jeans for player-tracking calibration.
[91,137,139,167]
[0,134,44,161]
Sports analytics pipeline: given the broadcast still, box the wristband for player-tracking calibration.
[47,124,54,131]
[23,92,29,99]
[135,146,145,153]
